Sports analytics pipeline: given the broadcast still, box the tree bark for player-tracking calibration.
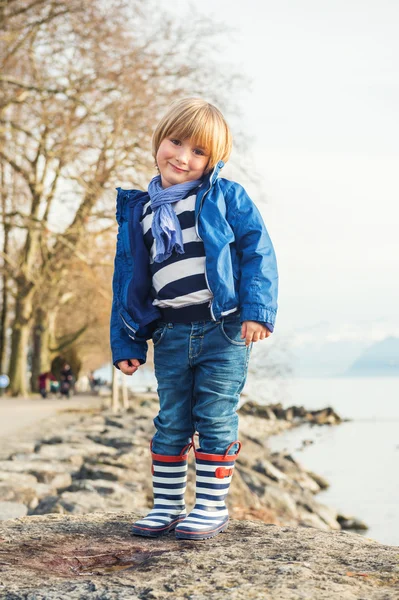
[8,286,34,396]
[0,163,10,385]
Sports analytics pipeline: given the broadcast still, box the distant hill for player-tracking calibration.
[344,336,399,376]
[292,339,366,377]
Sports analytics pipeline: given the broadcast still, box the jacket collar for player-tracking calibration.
[199,160,224,191]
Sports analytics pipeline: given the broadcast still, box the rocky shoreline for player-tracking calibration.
[0,393,367,534]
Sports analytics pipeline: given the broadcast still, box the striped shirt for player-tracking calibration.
[140,191,213,322]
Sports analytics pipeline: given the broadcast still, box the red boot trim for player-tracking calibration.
[194,440,242,462]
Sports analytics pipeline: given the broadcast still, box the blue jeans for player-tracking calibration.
[151,312,252,456]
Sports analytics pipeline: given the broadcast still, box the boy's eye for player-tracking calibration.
[170,139,181,145]
[194,149,205,156]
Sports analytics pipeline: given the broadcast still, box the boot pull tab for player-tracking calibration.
[223,440,242,458]
[180,441,194,457]
[215,467,234,479]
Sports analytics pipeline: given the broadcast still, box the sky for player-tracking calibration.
[166,0,399,343]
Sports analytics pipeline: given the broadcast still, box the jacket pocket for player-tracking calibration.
[118,305,139,340]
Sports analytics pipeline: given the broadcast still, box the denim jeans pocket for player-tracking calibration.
[220,313,246,346]
[152,324,168,347]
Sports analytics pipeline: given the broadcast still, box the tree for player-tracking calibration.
[0,0,237,395]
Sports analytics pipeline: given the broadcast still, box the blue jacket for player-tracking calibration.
[110,161,278,366]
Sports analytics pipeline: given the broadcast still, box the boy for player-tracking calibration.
[111,98,278,539]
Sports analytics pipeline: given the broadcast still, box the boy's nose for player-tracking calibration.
[176,147,189,164]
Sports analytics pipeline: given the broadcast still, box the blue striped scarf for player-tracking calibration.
[148,175,202,263]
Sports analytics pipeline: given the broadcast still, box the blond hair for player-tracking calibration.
[152,98,232,172]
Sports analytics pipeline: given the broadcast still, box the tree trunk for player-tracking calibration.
[112,367,119,413]
[8,287,34,396]
[0,163,10,395]
[121,375,129,409]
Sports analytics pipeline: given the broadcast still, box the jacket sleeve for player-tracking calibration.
[225,182,279,328]
[110,295,148,368]
[110,205,148,368]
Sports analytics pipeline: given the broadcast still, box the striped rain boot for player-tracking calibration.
[175,441,241,540]
[131,442,192,537]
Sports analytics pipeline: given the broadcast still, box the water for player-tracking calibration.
[252,376,399,547]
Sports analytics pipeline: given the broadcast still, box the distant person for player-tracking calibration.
[110,98,278,540]
[60,363,74,398]
[38,371,57,399]
[88,371,96,392]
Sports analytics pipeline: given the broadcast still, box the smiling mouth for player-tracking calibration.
[169,163,188,173]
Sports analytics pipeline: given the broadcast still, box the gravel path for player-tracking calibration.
[0,395,104,459]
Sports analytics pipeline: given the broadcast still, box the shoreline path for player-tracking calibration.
[0,394,103,450]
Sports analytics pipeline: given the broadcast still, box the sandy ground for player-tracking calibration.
[0,394,103,439]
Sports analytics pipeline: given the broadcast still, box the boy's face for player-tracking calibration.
[156,136,209,188]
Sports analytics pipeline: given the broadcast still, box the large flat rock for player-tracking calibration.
[0,512,397,599]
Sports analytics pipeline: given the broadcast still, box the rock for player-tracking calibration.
[37,442,119,461]
[0,513,397,599]
[239,401,344,427]
[0,471,38,486]
[32,491,107,515]
[239,400,279,419]
[104,417,125,429]
[338,514,369,531]
[0,483,44,509]
[311,501,341,531]
[86,433,135,451]
[59,479,145,511]
[308,407,342,425]
[269,453,321,494]
[0,501,28,520]
[0,460,73,487]
[262,485,300,521]
[253,459,288,483]
[306,470,330,490]
[76,463,131,482]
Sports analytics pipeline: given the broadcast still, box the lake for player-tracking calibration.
[245,376,399,547]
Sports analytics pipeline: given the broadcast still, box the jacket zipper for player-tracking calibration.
[195,171,218,321]
[120,312,136,339]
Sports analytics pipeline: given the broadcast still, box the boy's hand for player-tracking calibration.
[241,321,272,346]
[117,359,141,375]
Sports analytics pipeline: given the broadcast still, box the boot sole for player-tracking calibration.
[175,521,229,540]
[131,518,184,538]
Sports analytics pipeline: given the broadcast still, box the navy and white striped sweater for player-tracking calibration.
[141,191,213,322]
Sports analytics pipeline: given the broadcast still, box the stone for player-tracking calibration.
[338,514,369,531]
[253,459,288,483]
[76,463,131,482]
[86,433,135,450]
[32,491,107,515]
[0,471,38,486]
[37,442,118,461]
[306,470,330,490]
[0,513,397,599]
[0,501,28,520]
